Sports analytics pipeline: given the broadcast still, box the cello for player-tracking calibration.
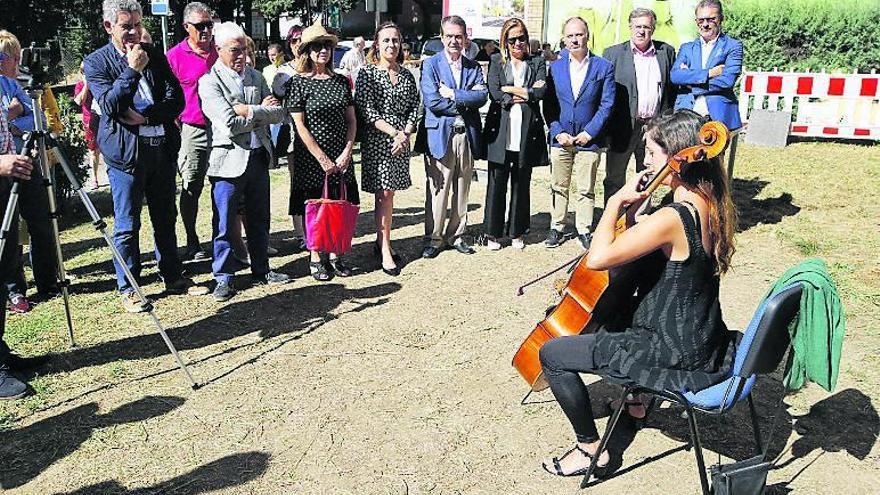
[512,121,730,393]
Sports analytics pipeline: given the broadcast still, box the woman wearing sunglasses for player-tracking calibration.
[482,18,549,251]
[285,24,359,281]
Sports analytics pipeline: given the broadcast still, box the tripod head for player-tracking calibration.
[18,41,60,91]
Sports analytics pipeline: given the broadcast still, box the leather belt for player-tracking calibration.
[138,136,167,147]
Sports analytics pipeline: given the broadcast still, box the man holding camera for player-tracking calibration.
[85,0,205,313]
[0,101,37,399]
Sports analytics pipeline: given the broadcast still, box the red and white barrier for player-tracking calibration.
[739,70,880,140]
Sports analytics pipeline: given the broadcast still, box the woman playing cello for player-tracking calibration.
[539,110,738,477]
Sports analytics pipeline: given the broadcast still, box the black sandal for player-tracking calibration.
[309,261,333,281]
[541,444,608,478]
[327,258,353,277]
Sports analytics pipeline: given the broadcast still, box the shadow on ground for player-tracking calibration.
[584,384,877,492]
[732,177,801,232]
[53,451,271,495]
[41,282,401,378]
[0,395,185,490]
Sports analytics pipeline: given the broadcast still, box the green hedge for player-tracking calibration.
[725,0,880,73]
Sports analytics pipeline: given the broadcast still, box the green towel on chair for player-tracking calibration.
[764,258,845,392]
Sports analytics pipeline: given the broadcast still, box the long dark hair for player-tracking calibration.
[645,109,738,275]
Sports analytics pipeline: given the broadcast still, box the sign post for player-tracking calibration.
[151,0,171,52]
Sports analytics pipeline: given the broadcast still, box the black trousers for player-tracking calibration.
[484,151,532,238]
[539,334,605,443]
[0,179,20,366]
[604,119,649,203]
[5,164,59,296]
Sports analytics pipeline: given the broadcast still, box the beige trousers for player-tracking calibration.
[424,133,474,248]
[549,147,600,234]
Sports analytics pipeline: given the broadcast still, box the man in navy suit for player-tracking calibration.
[670,0,743,131]
[85,0,205,313]
[543,17,615,250]
[420,15,488,259]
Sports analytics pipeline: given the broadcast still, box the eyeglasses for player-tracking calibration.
[188,21,214,31]
[506,34,529,45]
[308,41,334,52]
[695,16,719,24]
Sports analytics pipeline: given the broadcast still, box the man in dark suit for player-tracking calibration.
[84,0,204,313]
[671,0,743,131]
[419,15,488,258]
[543,16,615,250]
[602,7,676,201]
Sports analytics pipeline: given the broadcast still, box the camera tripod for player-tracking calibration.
[0,88,198,389]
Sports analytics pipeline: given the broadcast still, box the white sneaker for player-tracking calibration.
[486,238,502,251]
[511,237,525,250]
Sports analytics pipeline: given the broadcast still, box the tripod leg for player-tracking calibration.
[50,141,199,389]
[32,135,77,347]
[0,182,22,258]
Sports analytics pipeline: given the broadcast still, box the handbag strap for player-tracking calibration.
[322,172,348,201]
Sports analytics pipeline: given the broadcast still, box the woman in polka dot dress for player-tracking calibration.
[354,22,420,276]
[285,24,360,281]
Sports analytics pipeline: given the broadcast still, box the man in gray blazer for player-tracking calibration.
[199,22,290,301]
[602,7,676,201]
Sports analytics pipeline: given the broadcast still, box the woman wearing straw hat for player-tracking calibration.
[285,23,360,281]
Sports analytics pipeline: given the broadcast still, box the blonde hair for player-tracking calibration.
[498,18,530,64]
[0,30,22,59]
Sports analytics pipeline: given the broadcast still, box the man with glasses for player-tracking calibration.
[167,1,218,262]
[85,0,204,313]
[542,16,615,250]
[199,22,290,301]
[670,0,743,131]
[602,8,676,201]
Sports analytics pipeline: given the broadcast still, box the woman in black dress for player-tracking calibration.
[538,110,738,477]
[482,18,549,251]
[286,24,359,281]
[355,22,420,276]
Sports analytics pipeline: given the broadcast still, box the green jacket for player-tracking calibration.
[764,258,845,392]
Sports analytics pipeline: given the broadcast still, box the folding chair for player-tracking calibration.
[582,284,804,493]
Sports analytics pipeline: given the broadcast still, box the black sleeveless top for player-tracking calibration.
[591,202,734,392]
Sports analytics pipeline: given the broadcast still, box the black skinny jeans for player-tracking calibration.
[539,334,605,443]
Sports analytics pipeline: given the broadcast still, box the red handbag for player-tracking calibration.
[304,174,359,255]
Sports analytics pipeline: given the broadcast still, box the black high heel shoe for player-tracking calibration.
[373,244,400,276]
[373,242,402,263]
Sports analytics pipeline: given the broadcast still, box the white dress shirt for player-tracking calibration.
[445,51,463,89]
[506,59,526,152]
[569,51,591,98]
[693,36,719,116]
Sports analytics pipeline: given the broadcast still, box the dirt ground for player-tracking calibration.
[1,146,878,494]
